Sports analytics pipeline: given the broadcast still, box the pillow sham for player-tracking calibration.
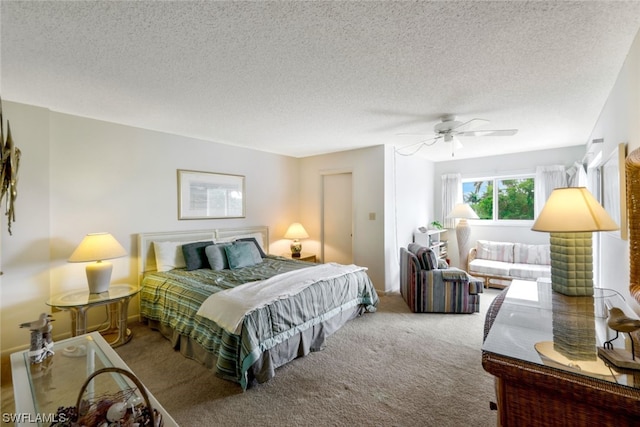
[235,237,267,258]
[225,242,260,269]
[153,241,187,272]
[205,243,232,271]
[182,241,214,271]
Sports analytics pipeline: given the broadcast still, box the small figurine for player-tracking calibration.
[603,307,640,360]
[20,313,55,363]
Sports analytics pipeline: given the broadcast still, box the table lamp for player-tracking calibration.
[532,187,619,296]
[447,203,479,268]
[284,222,309,257]
[68,232,128,294]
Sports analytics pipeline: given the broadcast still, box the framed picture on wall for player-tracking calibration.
[177,170,245,219]
[602,142,627,240]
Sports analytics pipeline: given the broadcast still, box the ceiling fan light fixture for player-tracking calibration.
[396,114,518,157]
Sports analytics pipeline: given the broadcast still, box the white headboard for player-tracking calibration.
[137,226,269,283]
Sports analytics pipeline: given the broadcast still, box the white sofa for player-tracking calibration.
[467,240,551,288]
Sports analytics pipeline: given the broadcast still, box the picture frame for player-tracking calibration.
[177,170,245,219]
[602,142,627,240]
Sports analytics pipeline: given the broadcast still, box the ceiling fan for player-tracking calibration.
[396,114,518,156]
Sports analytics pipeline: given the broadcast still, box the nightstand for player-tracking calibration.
[283,252,317,263]
[46,284,139,347]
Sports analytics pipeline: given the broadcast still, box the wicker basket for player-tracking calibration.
[52,367,163,427]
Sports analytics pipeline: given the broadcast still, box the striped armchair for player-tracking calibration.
[400,244,483,313]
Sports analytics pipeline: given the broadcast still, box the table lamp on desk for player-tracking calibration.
[68,232,127,294]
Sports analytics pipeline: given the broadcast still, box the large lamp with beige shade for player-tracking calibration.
[447,203,479,268]
[68,232,128,294]
[532,187,619,296]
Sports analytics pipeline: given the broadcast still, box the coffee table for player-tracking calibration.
[10,332,177,426]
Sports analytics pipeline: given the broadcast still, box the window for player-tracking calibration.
[462,176,535,222]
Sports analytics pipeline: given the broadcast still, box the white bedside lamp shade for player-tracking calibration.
[284,222,309,257]
[68,232,127,294]
[447,203,479,269]
[532,187,619,296]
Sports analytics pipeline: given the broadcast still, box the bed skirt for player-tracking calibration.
[143,304,365,388]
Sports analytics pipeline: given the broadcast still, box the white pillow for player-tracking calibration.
[153,238,213,272]
[153,241,187,272]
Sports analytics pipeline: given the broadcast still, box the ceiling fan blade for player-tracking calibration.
[454,118,490,132]
[457,129,518,137]
[396,132,437,138]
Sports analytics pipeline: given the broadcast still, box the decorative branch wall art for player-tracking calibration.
[0,96,21,235]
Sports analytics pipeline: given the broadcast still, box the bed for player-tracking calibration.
[137,226,379,390]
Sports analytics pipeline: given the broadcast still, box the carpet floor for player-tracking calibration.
[112,289,501,426]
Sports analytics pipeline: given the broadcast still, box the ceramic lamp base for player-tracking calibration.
[550,232,594,296]
[86,260,113,294]
[290,240,302,257]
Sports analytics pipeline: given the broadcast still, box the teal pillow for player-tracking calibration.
[205,243,231,270]
[224,243,257,269]
[234,241,262,264]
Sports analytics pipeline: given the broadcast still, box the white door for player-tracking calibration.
[322,173,353,264]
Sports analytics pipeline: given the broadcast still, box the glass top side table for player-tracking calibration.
[46,284,140,347]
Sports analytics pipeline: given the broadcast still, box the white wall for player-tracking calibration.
[434,146,586,268]
[586,29,640,315]
[0,102,299,357]
[384,147,434,293]
[298,146,386,292]
[0,102,51,367]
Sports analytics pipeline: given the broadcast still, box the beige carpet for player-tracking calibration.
[112,290,501,426]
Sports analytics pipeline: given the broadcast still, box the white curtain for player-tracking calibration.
[534,165,567,217]
[441,173,461,228]
[567,161,588,187]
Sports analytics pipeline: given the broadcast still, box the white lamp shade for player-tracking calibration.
[532,187,619,232]
[447,203,479,219]
[68,232,127,262]
[284,223,309,240]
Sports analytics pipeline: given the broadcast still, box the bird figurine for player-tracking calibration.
[20,313,55,363]
[19,312,54,331]
[603,307,640,360]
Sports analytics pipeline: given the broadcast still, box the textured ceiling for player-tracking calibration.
[2,1,640,161]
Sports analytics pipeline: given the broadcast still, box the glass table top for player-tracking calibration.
[46,284,139,308]
[483,279,640,389]
[17,334,142,424]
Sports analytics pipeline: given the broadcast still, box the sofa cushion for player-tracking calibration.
[508,263,551,280]
[407,243,439,270]
[476,240,514,263]
[514,243,550,265]
[468,258,511,277]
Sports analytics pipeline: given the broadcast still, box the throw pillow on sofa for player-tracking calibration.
[476,240,514,263]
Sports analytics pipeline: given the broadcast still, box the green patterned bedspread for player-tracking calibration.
[140,255,378,389]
